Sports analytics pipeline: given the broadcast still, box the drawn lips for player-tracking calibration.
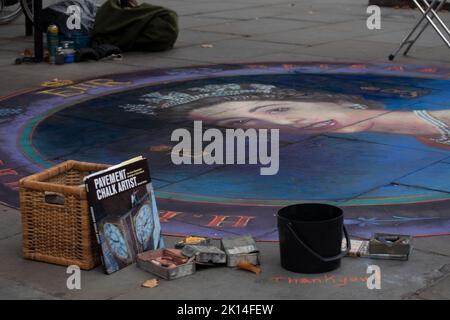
[308,119,337,130]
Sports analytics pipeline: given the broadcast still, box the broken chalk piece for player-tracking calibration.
[142,279,159,288]
[175,236,211,249]
[237,260,261,274]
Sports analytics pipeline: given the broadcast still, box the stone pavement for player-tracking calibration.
[1,0,450,299]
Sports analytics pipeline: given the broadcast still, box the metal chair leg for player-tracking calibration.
[414,0,450,47]
[389,0,439,60]
[403,0,445,55]
[389,0,450,61]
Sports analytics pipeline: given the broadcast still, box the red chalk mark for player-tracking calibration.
[233,215,255,228]
[282,64,299,69]
[360,86,380,91]
[271,275,368,287]
[271,276,284,283]
[385,66,404,72]
[0,161,20,190]
[289,277,312,284]
[323,274,337,284]
[206,215,229,227]
[158,210,182,222]
[246,64,268,69]
[206,215,255,228]
[418,68,437,73]
[350,64,367,70]
[3,181,19,191]
[0,168,18,177]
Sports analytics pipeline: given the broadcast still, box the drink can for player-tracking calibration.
[47,24,59,34]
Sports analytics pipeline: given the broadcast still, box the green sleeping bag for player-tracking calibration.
[92,0,178,52]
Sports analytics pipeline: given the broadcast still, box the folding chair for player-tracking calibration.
[389,0,450,61]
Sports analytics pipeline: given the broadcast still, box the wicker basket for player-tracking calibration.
[20,160,110,270]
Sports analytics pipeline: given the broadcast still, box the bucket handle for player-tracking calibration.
[286,222,351,263]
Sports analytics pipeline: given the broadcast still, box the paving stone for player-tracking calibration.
[0,278,59,300]
[413,236,450,257]
[197,4,299,20]
[356,28,448,48]
[0,42,32,56]
[271,12,361,24]
[99,54,207,69]
[297,40,427,61]
[253,20,413,46]
[377,7,423,22]
[371,54,450,68]
[0,206,21,241]
[179,16,235,29]
[415,272,450,300]
[175,29,241,48]
[232,51,340,63]
[168,2,264,17]
[0,23,27,41]
[154,38,303,63]
[410,45,450,64]
[0,49,21,68]
[190,18,321,37]
[377,6,450,24]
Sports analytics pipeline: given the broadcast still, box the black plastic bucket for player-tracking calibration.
[277,203,350,274]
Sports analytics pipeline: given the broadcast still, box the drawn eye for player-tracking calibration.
[267,107,290,114]
[221,119,252,127]
[234,119,251,125]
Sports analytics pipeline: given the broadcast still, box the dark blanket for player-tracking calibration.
[92,0,178,52]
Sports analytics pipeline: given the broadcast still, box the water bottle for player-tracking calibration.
[55,47,65,65]
[46,24,59,64]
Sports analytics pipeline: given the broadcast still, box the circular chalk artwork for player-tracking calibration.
[1,62,450,240]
